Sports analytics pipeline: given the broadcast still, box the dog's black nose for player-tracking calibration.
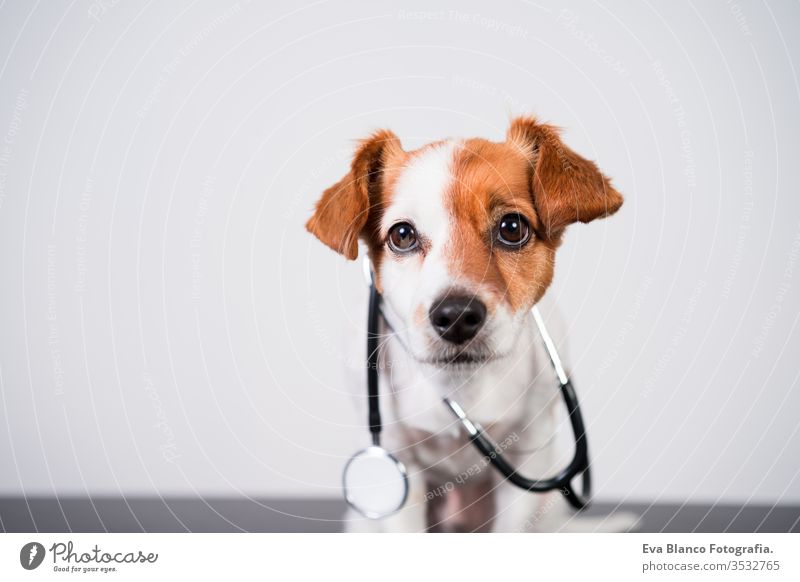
[429,294,487,344]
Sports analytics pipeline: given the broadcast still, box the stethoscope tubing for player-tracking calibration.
[443,379,591,510]
[367,284,383,446]
[361,261,591,511]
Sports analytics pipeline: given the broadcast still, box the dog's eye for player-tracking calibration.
[387,222,419,253]
[495,213,531,248]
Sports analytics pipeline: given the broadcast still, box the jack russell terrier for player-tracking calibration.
[306,116,636,533]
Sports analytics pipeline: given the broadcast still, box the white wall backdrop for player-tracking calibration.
[0,0,798,504]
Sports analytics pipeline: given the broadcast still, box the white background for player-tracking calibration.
[0,0,798,504]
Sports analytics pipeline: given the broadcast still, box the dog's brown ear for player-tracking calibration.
[507,116,623,238]
[306,130,402,260]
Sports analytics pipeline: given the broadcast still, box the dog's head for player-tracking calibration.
[306,117,622,369]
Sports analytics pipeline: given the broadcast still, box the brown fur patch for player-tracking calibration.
[305,130,405,264]
[507,116,623,237]
[445,138,557,311]
[441,118,623,312]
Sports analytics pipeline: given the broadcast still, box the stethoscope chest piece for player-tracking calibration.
[343,446,409,519]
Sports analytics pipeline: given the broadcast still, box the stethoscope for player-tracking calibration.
[342,260,592,519]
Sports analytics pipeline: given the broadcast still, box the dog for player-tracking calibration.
[306,116,636,532]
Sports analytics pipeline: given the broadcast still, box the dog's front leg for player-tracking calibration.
[487,416,580,533]
[489,446,573,533]
[492,486,573,532]
[490,447,639,533]
[343,463,428,533]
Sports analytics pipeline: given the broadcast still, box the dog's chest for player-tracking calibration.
[396,421,518,481]
[380,335,557,478]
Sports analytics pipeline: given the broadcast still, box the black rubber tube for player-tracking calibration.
[366,284,382,443]
[465,380,591,509]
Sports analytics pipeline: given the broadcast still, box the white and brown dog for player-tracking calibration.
[307,116,634,533]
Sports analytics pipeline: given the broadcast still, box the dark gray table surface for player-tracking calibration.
[1,497,798,533]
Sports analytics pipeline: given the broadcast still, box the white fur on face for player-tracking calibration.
[379,141,456,361]
[377,141,525,365]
